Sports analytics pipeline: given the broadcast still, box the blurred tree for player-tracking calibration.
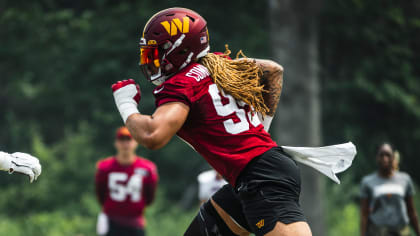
[0,0,269,204]
[269,0,325,235]
[320,0,420,182]
[1,0,419,235]
[0,1,270,235]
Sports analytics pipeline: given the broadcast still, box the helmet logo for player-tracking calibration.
[160,17,190,36]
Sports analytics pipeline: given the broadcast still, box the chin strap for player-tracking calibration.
[197,45,210,59]
[180,52,194,70]
[167,34,186,55]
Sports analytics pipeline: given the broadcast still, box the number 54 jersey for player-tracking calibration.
[154,62,277,187]
[95,157,158,228]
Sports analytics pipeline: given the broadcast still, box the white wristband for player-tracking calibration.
[0,151,12,171]
[119,103,140,123]
[113,84,140,123]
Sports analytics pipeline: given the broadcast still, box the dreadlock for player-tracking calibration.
[200,45,269,116]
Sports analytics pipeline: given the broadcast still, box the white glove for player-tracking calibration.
[112,79,141,123]
[0,151,42,183]
[96,212,109,235]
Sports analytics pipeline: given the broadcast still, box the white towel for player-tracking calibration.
[281,142,357,184]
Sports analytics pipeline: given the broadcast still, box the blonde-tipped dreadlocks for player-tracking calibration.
[200,45,269,116]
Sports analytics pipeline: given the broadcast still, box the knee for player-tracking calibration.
[265,221,312,236]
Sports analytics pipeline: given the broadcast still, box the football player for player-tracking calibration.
[198,169,227,205]
[95,127,158,236]
[0,151,42,182]
[112,8,312,236]
[185,105,279,236]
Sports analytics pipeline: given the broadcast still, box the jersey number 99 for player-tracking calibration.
[209,84,260,134]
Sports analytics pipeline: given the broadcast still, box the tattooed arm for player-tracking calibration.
[249,59,283,131]
[255,59,284,116]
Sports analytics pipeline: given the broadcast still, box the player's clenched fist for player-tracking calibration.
[112,79,141,123]
[0,151,42,183]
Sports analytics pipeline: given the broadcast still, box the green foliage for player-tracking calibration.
[0,195,197,236]
[0,1,269,235]
[0,0,269,202]
[145,196,197,236]
[1,0,419,235]
[328,203,359,236]
[321,0,420,182]
[321,1,420,234]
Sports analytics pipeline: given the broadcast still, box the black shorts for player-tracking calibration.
[211,184,252,232]
[107,219,145,236]
[234,146,306,235]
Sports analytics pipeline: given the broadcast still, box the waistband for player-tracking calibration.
[235,146,286,189]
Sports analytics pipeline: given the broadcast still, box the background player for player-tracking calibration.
[360,143,420,236]
[198,169,227,205]
[95,127,158,236]
[112,8,311,236]
[0,151,41,182]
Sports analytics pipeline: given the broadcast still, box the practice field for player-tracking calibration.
[1,0,419,235]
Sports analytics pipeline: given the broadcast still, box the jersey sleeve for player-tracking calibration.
[154,75,194,108]
[406,174,415,196]
[143,163,159,206]
[360,177,370,199]
[95,166,108,206]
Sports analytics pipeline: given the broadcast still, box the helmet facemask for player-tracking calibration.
[139,39,173,86]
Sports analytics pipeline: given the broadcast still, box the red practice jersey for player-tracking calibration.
[154,62,277,186]
[95,156,158,228]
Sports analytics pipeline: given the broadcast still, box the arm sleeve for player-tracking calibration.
[143,164,159,206]
[360,178,370,199]
[406,175,415,196]
[95,168,108,206]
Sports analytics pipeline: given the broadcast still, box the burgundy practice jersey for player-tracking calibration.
[154,62,277,186]
[95,157,158,228]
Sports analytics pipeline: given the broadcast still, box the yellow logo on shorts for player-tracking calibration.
[256,219,265,229]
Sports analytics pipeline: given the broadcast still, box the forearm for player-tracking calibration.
[255,59,283,116]
[124,111,170,148]
[126,113,163,150]
[409,212,420,235]
[125,102,189,150]
[406,196,420,235]
[360,200,369,236]
[360,216,368,236]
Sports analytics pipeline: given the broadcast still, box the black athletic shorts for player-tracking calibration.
[107,219,145,236]
[211,184,252,233]
[234,146,306,235]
